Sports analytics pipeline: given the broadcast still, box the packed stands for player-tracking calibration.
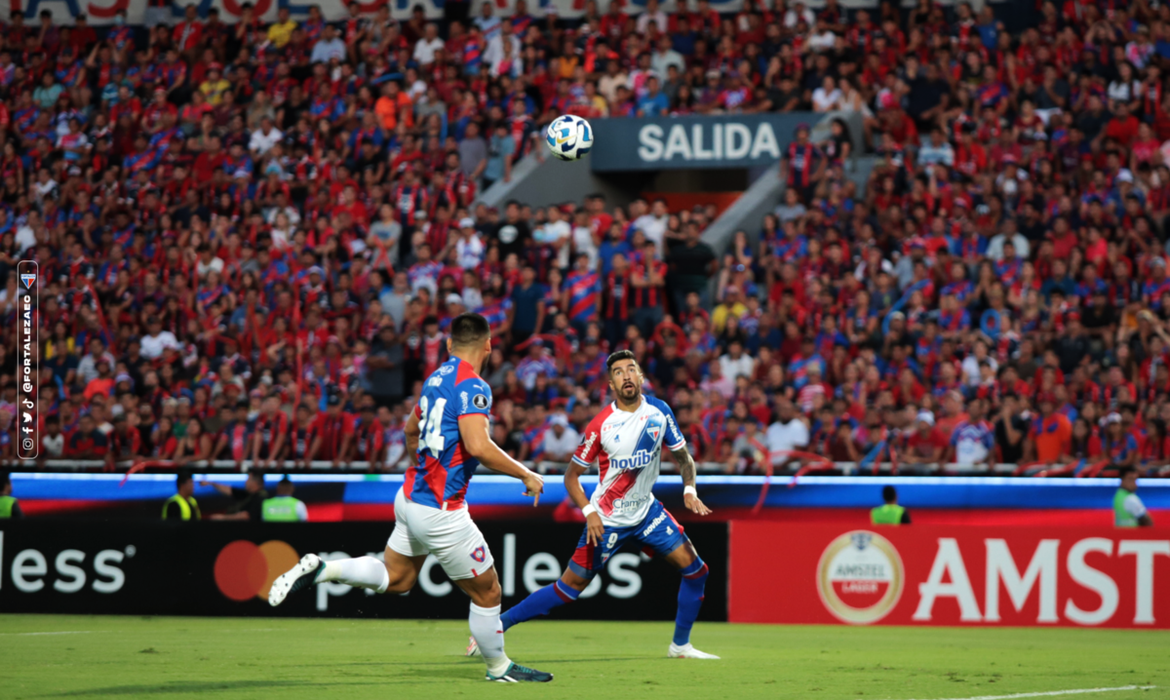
[2,0,1168,478]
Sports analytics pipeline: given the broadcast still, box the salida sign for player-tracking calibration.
[730,523,1170,629]
[589,114,809,172]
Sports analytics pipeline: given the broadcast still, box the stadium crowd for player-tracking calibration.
[1,0,1169,477]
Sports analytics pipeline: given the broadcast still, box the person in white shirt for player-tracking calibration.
[917,129,955,167]
[141,317,181,360]
[455,217,486,270]
[541,414,580,463]
[571,209,598,270]
[77,338,118,385]
[483,21,521,74]
[986,228,1029,263]
[718,340,755,382]
[650,35,684,77]
[41,417,65,458]
[782,1,816,28]
[807,18,836,52]
[413,22,445,67]
[473,1,501,42]
[309,25,346,63]
[811,75,842,112]
[633,198,669,255]
[15,214,38,253]
[766,400,810,469]
[538,206,572,270]
[249,116,284,156]
[196,246,225,278]
[635,0,668,35]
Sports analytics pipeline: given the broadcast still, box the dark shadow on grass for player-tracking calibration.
[298,656,647,668]
[43,680,385,697]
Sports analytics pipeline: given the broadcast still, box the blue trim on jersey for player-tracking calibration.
[646,396,687,452]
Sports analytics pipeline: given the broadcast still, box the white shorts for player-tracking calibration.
[386,488,494,581]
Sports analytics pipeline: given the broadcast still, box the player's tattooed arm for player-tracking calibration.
[672,446,712,516]
[672,446,698,488]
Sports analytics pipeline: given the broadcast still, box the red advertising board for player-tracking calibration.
[730,522,1170,629]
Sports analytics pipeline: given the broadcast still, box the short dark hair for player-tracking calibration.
[606,349,637,373]
[449,313,491,347]
[882,485,897,503]
[247,467,265,482]
[176,470,192,489]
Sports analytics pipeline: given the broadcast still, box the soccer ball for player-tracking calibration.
[545,114,594,161]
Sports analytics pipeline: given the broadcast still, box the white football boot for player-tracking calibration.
[668,643,720,659]
[268,553,324,607]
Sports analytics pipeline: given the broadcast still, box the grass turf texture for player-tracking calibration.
[0,615,1166,700]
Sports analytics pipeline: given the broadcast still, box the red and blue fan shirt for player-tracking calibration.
[405,356,493,510]
[565,269,601,325]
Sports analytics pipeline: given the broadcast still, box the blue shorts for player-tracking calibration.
[568,500,688,579]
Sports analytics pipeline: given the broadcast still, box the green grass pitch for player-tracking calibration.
[0,615,1166,700]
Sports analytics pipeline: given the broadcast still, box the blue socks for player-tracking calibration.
[500,579,581,631]
[673,558,709,646]
[499,557,708,646]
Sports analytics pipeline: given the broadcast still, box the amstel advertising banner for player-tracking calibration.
[0,520,727,620]
[730,523,1170,629]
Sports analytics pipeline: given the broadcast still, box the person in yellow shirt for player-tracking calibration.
[267,7,297,49]
[200,64,232,107]
[711,285,748,335]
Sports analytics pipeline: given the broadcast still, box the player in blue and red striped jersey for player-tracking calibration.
[563,253,601,336]
[469,349,718,660]
[269,314,551,683]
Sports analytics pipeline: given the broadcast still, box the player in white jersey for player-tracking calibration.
[468,349,719,659]
[267,314,553,683]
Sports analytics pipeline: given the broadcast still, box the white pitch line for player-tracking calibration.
[900,685,1156,700]
[0,630,92,636]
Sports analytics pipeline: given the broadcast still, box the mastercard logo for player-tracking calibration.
[214,540,300,602]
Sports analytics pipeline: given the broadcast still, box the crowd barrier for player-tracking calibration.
[9,473,1170,525]
[0,520,728,620]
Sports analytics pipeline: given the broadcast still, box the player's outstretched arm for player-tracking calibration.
[460,414,544,505]
[566,462,603,545]
[672,446,712,516]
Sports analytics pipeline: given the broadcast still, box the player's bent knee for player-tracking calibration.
[384,572,417,595]
[560,569,591,592]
